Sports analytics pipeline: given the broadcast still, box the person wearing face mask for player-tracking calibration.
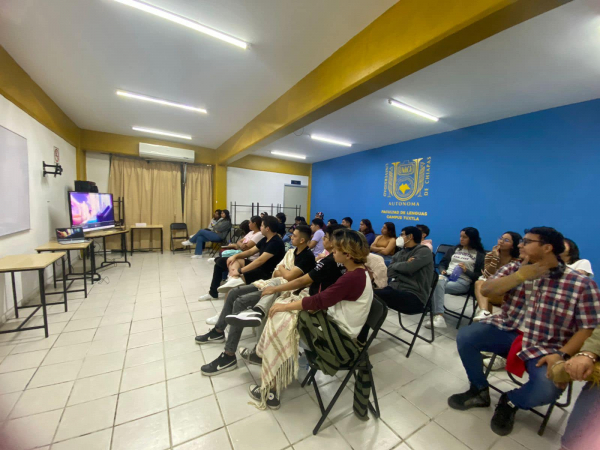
[371,226,434,316]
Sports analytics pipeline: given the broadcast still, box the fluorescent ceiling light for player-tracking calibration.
[114,0,248,49]
[271,151,306,160]
[132,126,192,140]
[388,99,439,122]
[117,90,207,113]
[310,135,352,147]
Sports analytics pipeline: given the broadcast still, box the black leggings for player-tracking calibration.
[374,287,424,314]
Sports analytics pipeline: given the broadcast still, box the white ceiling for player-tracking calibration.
[0,0,396,148]
[256,0,600,163]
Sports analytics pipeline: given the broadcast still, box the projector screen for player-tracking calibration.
[0,125,29,237]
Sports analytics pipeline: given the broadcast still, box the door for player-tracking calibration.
[283,185,308,219]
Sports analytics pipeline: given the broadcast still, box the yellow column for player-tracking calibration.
[76,147,86,180]
[212,165,227,212]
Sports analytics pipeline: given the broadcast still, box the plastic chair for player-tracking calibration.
[380,271,438,357]
[484,353,573,436]
[170,223,190,254]
[434,244,454,270]
[300,296,388,435]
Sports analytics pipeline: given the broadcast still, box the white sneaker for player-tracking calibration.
[181,240,192,246]
[191,255,203,259]
[424,315,447,329]
[198,294,215,302]
[217,277,245,293]
[473,309,492,322]
[207,258,215,265]
[205,313,220,325]
[483,356,507,371]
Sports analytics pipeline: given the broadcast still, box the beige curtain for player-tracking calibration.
[183,164,212,245]
[108,156,183,250]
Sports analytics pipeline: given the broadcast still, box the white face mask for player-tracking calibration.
[396,236,405,248]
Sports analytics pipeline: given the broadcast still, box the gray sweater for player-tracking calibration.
[387,244,434,305]
[213,219,232,240]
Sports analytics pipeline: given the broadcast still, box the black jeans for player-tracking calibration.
[209,257,271,298]
[374,286,424,314]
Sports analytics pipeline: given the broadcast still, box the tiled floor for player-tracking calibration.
[0,251,579,450]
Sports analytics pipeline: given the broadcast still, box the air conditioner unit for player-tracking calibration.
[139,143,195,163]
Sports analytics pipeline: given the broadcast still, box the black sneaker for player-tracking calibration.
[448,384,491,410]
[491,393,518,436]
[225,310,263,328]
[201,352,237,376]
[195,328,225,345]
[248,384,280,409]
[239,346,262,366]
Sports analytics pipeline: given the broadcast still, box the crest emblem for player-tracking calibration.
[385,158,426,201]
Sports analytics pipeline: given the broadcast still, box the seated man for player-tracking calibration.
[416,224,433,251]
[341,216,353,229]
[196,225,315,376]
[198,216,285,301]
[372,226,433,315]
[448,227,600,436]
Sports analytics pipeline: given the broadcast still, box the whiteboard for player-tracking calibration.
[0,125,30,237]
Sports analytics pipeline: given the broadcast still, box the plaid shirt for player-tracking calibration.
[480,261,600,361]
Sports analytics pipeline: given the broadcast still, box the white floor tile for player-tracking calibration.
[127,329,163,349]
[120,359,165,392]
[54,395,118,441]
[228,410,290,450]
[130,317,162,334]
[293,426,352,450]
[42,342,90,365]
[125,342,164,368]
[378,391,431,439]
[272,393,331,444]
[0,391,21,421]
[0,369,35,395]
[169,395,224,446]
[87,334,129,356]
[78,351,125,378]
[165,351,203,379]
[116,382,168,424]
[435,408,500,450]
[68,370,121,406]
[63,317,102,333]
[54,329,96,347]
[10,381,72,418]
[216,384,263,425]
[407,422,470,450]
[93,323,130,341]
[10,335,58,354]
[112,411,170,450]
[0,349,48,373]
[0,409,62,449]
[174,428,232,450]
[333,413,401,450]
[167,372,213,408]
[29,360,83,388]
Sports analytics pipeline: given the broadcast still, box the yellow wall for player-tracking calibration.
[230,155,311,177]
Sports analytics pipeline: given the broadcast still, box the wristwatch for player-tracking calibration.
[553,351,570,361]
[238,268,243,275]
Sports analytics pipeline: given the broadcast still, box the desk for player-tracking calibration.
[35,240,94,298]
[0,253,67,338]
[86,228,131,268]
[130,225,164,255]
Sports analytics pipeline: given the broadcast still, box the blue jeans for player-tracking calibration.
[456,322,563,410]
[282,232,292,244]
[189,229,221,255]
[432,275,471,315]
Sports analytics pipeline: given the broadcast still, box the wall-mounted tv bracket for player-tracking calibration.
[43,161,63,177]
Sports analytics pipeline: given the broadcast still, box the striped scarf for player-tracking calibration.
[297,310,372,420]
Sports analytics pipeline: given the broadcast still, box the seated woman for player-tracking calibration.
[562,238,594,277]
[370,222,397,263]
[373,226,433,315]
[248,229,373,417]
[359,219,376,246]
[426,227,485,329]
[183,210,232,258]
[473,231,522,322]
[275,212,287,237]
[308,218,326,257]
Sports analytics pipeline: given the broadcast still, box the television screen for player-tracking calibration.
[69,192,115,231]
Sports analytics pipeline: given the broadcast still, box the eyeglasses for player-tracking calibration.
[520,238,542,245]
[498,237,512,244]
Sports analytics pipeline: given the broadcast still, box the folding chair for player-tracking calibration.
[230,227,245,244]
[170,223,190,254]
[434,244,453,270]
[484,353,573,436]
[300,296,388,435]
[444,283,476,329]
[208,228,232,257]
[380,271,438,357]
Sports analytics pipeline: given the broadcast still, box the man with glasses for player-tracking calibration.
[447,227,600,436]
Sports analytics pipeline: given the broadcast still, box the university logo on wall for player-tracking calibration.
[383,158,430,201]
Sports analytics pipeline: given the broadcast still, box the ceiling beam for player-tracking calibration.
[216,0,571,165]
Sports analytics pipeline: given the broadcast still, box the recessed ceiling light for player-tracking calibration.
[388,99,439,122]
[132,126,192,140]
[114,0,248,49]
[117,90,207,113]
[310,135,352,147]
[271,151,306,160]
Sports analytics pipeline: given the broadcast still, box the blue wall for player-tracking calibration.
[311,99,600,270]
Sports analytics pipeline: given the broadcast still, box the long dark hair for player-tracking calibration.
[221,209,231,222]
[503,231,522,259]
[239,220,250,234]
[459,227,484,253]
[383,222,397,239]
[563,238,580,264]
[360,219,374,235]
